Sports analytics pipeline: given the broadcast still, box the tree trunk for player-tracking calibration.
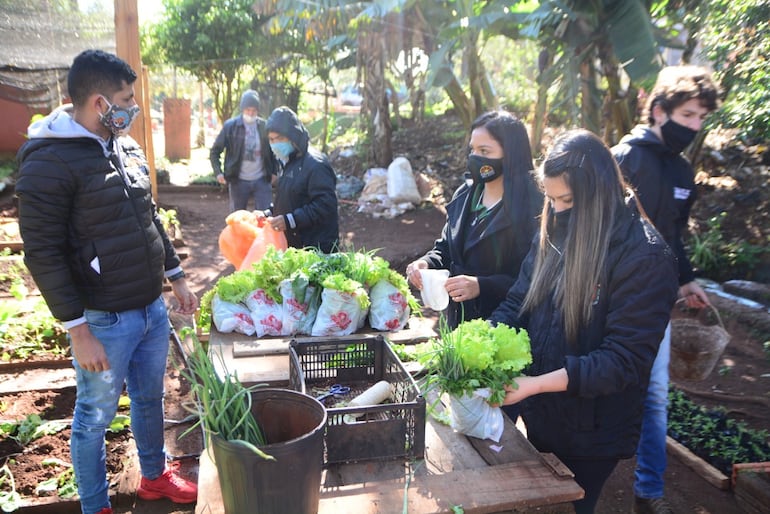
[465,33,485,121]
[321,81,330,154]
[360,30,392,167]
[580,57,601,134]
[531,49,553,157]
[444,74,474,130]
[598,40,633,146]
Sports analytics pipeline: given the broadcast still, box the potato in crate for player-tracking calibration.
[289,334,425,464]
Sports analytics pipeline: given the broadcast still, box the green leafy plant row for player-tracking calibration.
[688,212,767,281]
[0,299,68,362]
[668,387,770,475]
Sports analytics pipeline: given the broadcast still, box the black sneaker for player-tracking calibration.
[633,496,674,514]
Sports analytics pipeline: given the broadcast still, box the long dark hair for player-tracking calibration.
[521,129,629,343]
[470,111,536,230]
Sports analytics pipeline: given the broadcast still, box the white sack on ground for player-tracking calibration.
[387,156,421,204]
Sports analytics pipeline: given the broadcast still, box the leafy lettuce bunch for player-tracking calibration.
[321,272,370,309]
[417,318,532,405]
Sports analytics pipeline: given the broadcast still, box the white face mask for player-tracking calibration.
[242,114,257,124]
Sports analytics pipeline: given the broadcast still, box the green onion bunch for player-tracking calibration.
[178,328,273,460]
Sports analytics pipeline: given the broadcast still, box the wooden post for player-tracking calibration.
[114,0,158,200]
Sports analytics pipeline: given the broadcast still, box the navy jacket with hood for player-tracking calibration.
[612,126,697,284]
[15,105,181,325]
[489,205,678,460]
[421,176,542,328]
[266,107,339,253]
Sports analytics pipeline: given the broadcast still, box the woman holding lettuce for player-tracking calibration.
[406,110,541,329]
[488,129,678,514]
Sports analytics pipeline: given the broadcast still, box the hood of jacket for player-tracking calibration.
[616,125,676,157]
[22,104,111,159]
[266,106,309,157]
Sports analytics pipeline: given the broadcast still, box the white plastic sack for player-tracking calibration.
[311,288,365,337]
[419,269,450,311]
[244,288,283,337]
[368,279,410,331]
[280,278,319,336]
[359,168,388,201]
[357,297,369,330]
[387,157,421,204]
[448,389,505,442]
[211,294,255,336]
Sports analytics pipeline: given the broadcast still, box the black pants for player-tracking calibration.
[558,456,619,514]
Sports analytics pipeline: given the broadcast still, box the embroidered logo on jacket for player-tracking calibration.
[673,187,691,200]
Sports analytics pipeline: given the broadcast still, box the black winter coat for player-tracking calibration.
[612,127,696,284]
[267,107,338,253]
[16,136,180,322]
[421,179,541,328]
[489,207,678,460]
[209,115,276,183]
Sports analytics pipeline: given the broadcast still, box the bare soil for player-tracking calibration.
[1,113,769,513]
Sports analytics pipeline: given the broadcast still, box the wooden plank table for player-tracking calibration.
[195,326,583,513]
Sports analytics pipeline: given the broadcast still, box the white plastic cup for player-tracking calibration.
[420,269,450,311]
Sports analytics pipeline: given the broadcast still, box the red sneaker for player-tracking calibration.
[95,509,113,514]
[137,467,197,504]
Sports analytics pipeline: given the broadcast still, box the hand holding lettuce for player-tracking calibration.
[416,318,532,441]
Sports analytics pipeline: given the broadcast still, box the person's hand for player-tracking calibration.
[171,278,199,315]
[491,379,533,407]
[69,324,110,372]
[267,215,286,232]
[445,275,480,303]
[216,174,226,185]
[405,260,429,288]
[679,281,710,309]
[492,369,569,407]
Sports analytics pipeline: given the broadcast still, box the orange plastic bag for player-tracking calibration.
[218,210,262,269]
[218,210,288,269]
[239,223,287,270]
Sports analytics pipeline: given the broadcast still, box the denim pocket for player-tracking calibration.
[85,309,120,329]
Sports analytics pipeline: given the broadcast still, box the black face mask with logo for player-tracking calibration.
[661,118,698,154]
[468,154,504,184]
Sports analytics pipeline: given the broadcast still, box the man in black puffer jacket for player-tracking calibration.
[257,106,339,253]
[16,50,198,514]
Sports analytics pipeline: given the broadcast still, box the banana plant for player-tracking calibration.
[490,0,664,151]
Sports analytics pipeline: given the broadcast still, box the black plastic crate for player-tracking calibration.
[289,334,425,464]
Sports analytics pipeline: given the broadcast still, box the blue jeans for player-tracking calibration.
[71,296,170,514]
[634,322,671,499]
[229,178,272,212]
